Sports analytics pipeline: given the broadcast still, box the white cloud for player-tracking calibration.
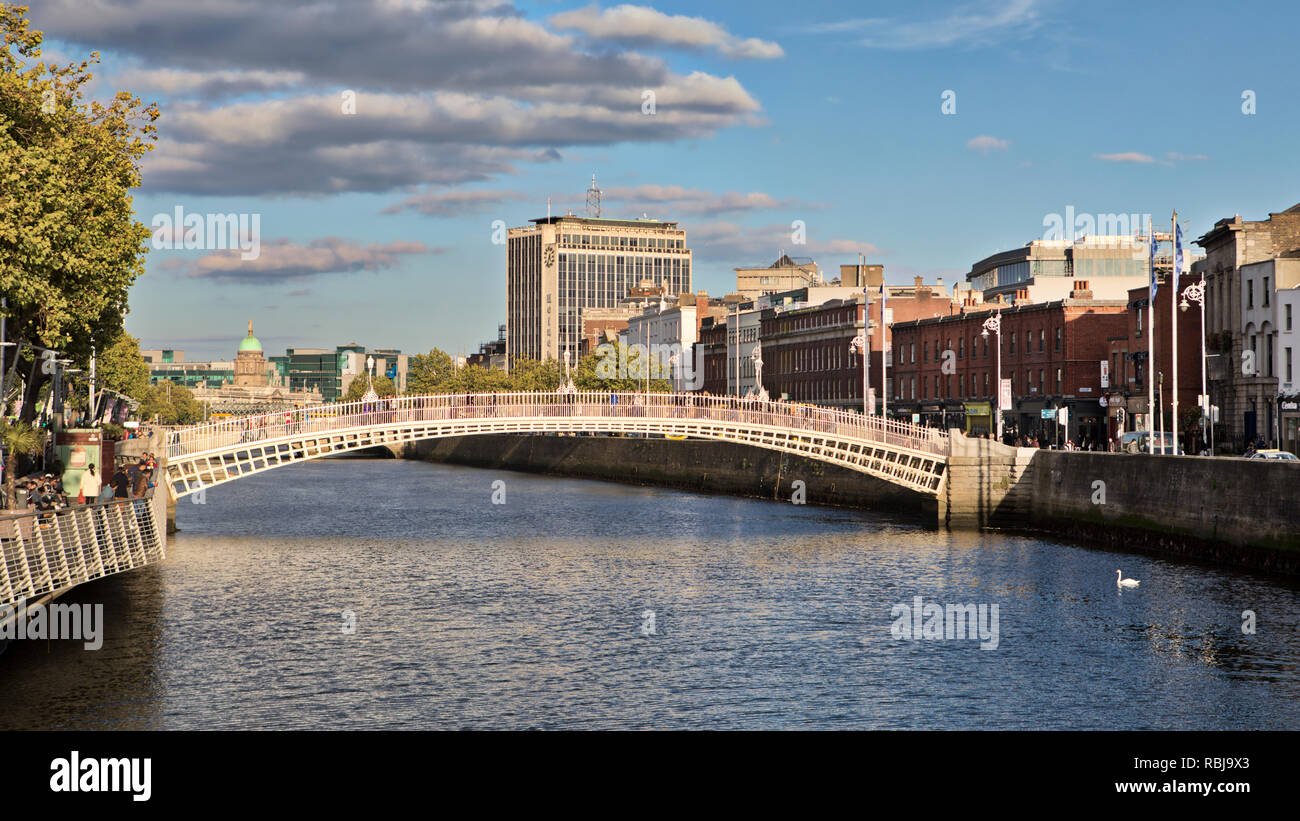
[967,135,1008,153]
[181,237,439,283]
[1095,152,1155,164]
[805,0,1043,50]
[549,4,784,59]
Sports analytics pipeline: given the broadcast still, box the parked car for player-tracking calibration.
[1119,431,1184,455]
[1246,448,1299,460]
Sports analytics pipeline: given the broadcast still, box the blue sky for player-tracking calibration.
[28,0,1300,360]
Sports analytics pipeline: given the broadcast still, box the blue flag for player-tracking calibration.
[1174,220,1184,283]
[1148,224,1158,302]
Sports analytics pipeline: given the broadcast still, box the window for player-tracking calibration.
[1010,333,1017,354]
[958,338,964,359]
[1056,368,1062,393]
[1247,280,1254,309]
[923,341,929,362]
[1039,329,1045,353]
[1288,304,1294,331]
[1264,277,1271,307]
[1055,327,1062,352]
[1288,348,1293,383]
[1039,369,1045,391]
[984,372,990,395]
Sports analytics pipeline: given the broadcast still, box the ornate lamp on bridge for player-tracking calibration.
[750,343,769,402]
[849,332,867,415]
[362,355,379,405]
[1180,277,1210,453]
[559,349,577,395]
[981,311,1003,443]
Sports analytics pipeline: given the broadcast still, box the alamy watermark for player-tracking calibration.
[151,205,261,260]
[890,596,999,650]
[0,602,104,650]
[1042,206,1152,241]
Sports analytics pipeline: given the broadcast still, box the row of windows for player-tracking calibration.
[560,233,685,251]
[901,326,1063,365]
[904,368,1064,400]
[765,306,858,335]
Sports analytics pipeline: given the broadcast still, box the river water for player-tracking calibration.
[2,456,1297,730]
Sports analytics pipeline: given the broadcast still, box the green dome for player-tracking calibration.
[239,320,262,353]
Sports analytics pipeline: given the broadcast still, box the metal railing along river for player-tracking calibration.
[0,491,164,609]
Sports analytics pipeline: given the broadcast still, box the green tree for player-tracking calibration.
[506,357,563,392]
[139,379,203,425]
[573,343,671,392]
[342,373,396,402]
[96,332,151,401]
[1,417,42,508]
[406,348,456,394]
[0,4,159,422]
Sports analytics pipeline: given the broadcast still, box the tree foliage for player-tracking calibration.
[139,379,203,425]
[0,4,160,421]
[573,343,671,392]
[96,332,151,401]
[342,373,397,402]
[1,417,41,507]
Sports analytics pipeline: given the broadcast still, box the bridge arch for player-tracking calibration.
[162,392,949,499]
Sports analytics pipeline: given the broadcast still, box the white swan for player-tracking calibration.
[1116,569,1140,588]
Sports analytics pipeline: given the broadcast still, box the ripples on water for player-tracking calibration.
[2,455,1297,730]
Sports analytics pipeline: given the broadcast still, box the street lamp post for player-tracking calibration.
[849,331,867,415]
[1181,277,1209,454]
[981,311,1003,443]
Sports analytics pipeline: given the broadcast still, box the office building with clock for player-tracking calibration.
[506,211,693,364]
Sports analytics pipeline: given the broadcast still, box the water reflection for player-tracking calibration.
[1,456,1297,730]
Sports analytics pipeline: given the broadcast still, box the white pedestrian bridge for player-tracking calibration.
[162,392,950,498]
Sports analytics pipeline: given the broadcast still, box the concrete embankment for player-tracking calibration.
[939,431,1300,575]
[400,434,936,519]
[402,432,1300,576]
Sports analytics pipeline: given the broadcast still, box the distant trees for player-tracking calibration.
[342,373,396,402]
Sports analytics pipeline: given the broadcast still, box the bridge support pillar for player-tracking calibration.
[940,430,1035,529]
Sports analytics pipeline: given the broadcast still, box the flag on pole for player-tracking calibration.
[1173,217,1184,281]
[1148,219,1159,302]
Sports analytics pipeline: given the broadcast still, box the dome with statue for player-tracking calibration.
[234,319,267,387]
[238,320,263,353]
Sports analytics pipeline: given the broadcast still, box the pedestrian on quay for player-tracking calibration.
[112,465,132,499]
[78,464,101,505]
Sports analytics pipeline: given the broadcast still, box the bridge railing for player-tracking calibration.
[163,392,949,460]
[0,491,163,609]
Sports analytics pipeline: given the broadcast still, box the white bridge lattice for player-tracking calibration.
[162,392,950,498]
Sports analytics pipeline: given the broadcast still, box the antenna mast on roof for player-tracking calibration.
[585,173,602,218]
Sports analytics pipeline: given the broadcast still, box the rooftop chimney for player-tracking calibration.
[1069,280,1093,300]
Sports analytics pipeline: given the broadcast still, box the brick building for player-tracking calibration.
[758,298,863,408]
[890,281,1127,445]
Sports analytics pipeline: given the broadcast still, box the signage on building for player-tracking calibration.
[1282,401,1298,411]
[912,413,921,424]
[1057,407,1069,427]
[1041,409,1056,419]
[1098,396,1108,407]
[999,378,1011,411]
[1100,360,1109,388]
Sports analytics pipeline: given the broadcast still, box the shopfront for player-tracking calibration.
[962,402,992,436]
[1281,397,1300,455]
